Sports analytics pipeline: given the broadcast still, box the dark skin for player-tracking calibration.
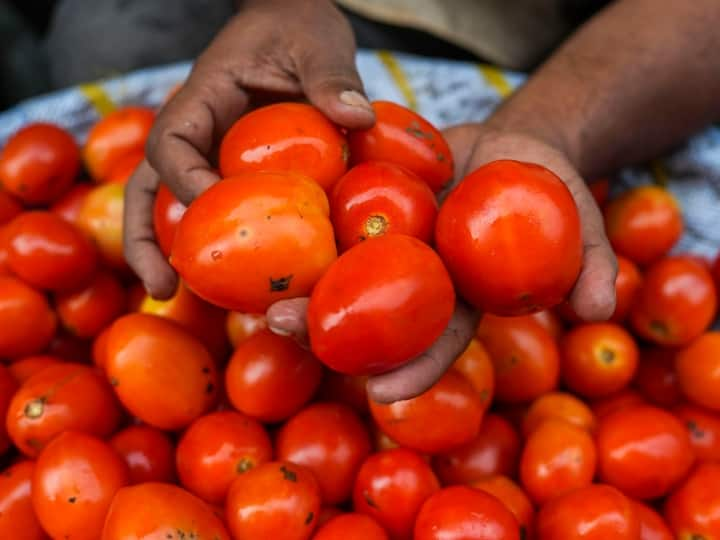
[125,0,720,403]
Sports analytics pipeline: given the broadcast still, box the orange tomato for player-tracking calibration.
[0,365,18,454]
[225,311,267,347]
[523,391,596,437]
[676,332,720,411]
[313,513,389,540]
[674,404,720,462]
[77,182,126,268]
[153,183,186,258]
[92,325,111,370]
[452,339,494,413]
[632,500,673,540]
[664,462,720,539]
[0,461,46,540]
[50,183,93,224]
[109,425,176,484]
[634,347,682,407]
[0,191,22,225]
[104,149,143,184]
[472,475,534,539]
[7,355,62,384]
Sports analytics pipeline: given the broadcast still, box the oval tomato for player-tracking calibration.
[226,311,267,347]
[664,462,720,539]
[523,392,596,437]
[0,461,46,540]
[7,355,61,384]
[153,183,186,258]
[472,476,534,539]
[313,513,388,540]
[77,182,126,269]
[673,404,720,462]
[634,347,682,408]
[675,332,720,411]
[109,425,176,484]
[632,500,673,540]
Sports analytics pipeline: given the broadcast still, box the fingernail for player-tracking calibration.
[268,325,293,337]
[340,90,372,111]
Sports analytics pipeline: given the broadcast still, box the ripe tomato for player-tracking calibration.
[77,182,126,268]
[0,226,11,276]
[106,313,219,430]
[0,461,46,540]
[225,461,321,540]
[0,123,79,204]
[673,404,720,462]
[611,255,643,323]
[371,424,401,453]
[604,185,683,266]
[104,149,143,185]
[523,392,596,437]
[596,405,694,499]
[414,485,520,540]
[452,339,495,413]
[176,410,272,504]
[0,276,56,358]
[153,183,186,258]
[589,177,610,207]
[536,484,639,540]
[353,448,440,539]
[330,162,437,251]
[51,183,92,224]
[83,106,154,182]
[0,365,18,454]
[33,431,129,540]
[226,311,267,347]
[317,371,369,415]
[370,370,483,454]
[476,314,560,403]
[225,330,322,422]
[0,191,22,225]
[308,234,454,375]
[7,362,121,457]
[530,309,564,340]
[102,482,230,540]
[220,103,348,192]
[676,332,720,410]
[277,402,371,505]
[92,326,111,370]
[664,462,720,539]
[316,506,344,528]
[436,160,582,315]
[634,347,682,407]
[632,500,673,540]
[472,476,534,539]
[109,425,175,484]
[560,322,639,398]
[7,355,61,384]
[432,414,520,484]
[348,101,453,192]
[313,513,388,540]
[591,389,647,419]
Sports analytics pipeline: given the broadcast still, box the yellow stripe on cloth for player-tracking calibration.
[79,83,116,117]
[477,64,513,98]
[377,51,418,111]
[650,159,669,187]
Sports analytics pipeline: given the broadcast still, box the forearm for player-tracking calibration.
[486,0,720,179]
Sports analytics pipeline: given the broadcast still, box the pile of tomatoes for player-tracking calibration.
[0,95,719,540]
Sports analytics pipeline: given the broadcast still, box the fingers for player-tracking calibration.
[123,160,178,299]
[266,298,310,347]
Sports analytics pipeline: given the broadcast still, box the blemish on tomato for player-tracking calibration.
[280,464,297,482]
[210,250,223,261]
[305,511,314,525]
[363,490,378,508]
[269,275,293,292]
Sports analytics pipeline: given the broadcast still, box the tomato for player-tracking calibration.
[226,311,267,347]
[436,160,582,315]
[589,177,610,207]
[432,414,521,484]
[277,403,371,505]
[476,314,560,403]
[225,461,321,540]
[0,461,46,540]
[632,501,673,540]
[308,234,454,375]
[370,370,483,454]
[472,476,534,539]
[77,182,126,268]
[313,513,388,540]
[630,256,717,346]
[83,106,154,182]
[664,462,720,539]
[225,330,323,422]
[172,172,336,312]
[634,347,682,407]
[604,185,682,266]
[523,392,596,437]
[176,410,272,504]
[104,149,143,184]
[414,485,520,540]
[33,431,129,540]
[348,101,453,193]
[536,484,639,540]
[7,362,121,457]
[560,322,639,398]
[102,482,230,540]
[317,372,369,415]
[676,332,720,411]
[0,191,22,225]
[106,313,219,430]
[452,339,495,412]
[0,276,56,358]
[44,330,91,363]
[50,183,92,224]
[0,123,79,204]
[153,183,186,258]
[7,355,61,384]
[371,424,401,453]
[673,404,720,462]
[109,425,175,484]
[92,326,111,370]
[0,365,18,454]
[353,448,440,539]
[316,506,344,528]
[220,103,348,192]
[596,405,694,499]
[530,309,564,340]
[591,389,647,419]
[0,226,10,276]
[6,211,97,291]
[611,255,643,323]
[330,162,437,251]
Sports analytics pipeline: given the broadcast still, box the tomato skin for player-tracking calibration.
[225,461,321,540]
[664,462,720,539]
[0,225,11,276]
[530,309,564,340]
[92,326,111,370]
[632,501,673,540]
[436,160,582,316]
[226,311,267,347]
[0,123,79,204]
[104,149,143,185]
[176,410,272,504]
[673,404,720,462]
[50,183,92,225]
[676,332,720,411]
[308,234,455,375]
[0,276,57,358]
[7,355,62,384]
[316,506,344,528]
[591,389,647,419]
[0,461,46,540]
[414,485,520,540]
[105,313,219,430]
[77,182,126,268]
[225,330,323,423]
[353,448,440,540]
[330,162,438,251]
[33,431,129,540]
[220,103,348,192]
[596,405,694,499]
[472,476,534,540]
[314,513,389,540]
[348,101,453,193]
[0,365,18,454]
[153,184,186,258]
[634,347,682,407]
[523,392,596,437]
[0,191,22,225]
[101,482,230,540]
[611,255,642,323]
[109,425,175,484]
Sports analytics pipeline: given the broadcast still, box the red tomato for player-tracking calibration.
[50,183,92,224]
[7,355,62,384]
[673,404,720,462]
[0,191,22,225]
[277,402,372,505]
[0,276,56,358]
[0,225,10,276]
[104,149,143,184]
[353,448,440,539]
[0,123,79,204]
[0,365,18,454]
[308,234,454,375]
[225,330,323,422]
[523,392,596,437]
[7,362,121,457]
[83,106,154,182]
[220,103,348,192]
[171,171,336,312]
[630,256,717,346]
[105,313,219,430]
[330,162,437,251]
[452,339,494,413]
[225,461,321,540]
[596,405,694,499]
[472,476,534,540]
[414,485,520,540]
[604,185,683,266]
[317,371,369,415]
[436,160,582,315]
[313,513,388,540]
[33,431,129,540]
[348,101,453,192]
[633,347,682,407]
[530,309,565,340]
[153,183,186,258]
[92,326,111,370]
[109,425,176,484]
[632,500,673,540]
[676,332,720,411]
[370,370,483,454]
[316,506,344,528]
[591,389,647,419]
[102,482,230,540]
[612,255,643,323]
[176,410,272,504]
[225,311,266,347]
[0,461,46,540]
[589,178,610,207]
[664,462,720,539]
[77,183,126,269]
